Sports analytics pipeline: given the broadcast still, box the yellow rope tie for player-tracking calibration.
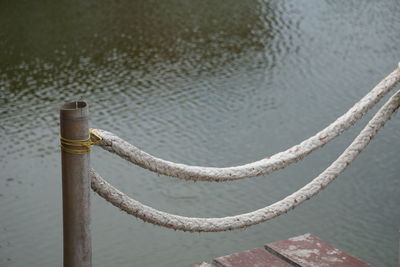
[60,129,102,154]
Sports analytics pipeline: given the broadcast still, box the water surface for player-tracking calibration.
[1,1,399,266]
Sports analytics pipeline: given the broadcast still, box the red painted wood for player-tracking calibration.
[213,248,292,267]
[265,233,372,267]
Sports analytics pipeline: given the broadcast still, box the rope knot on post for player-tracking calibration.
[60,129,102,154]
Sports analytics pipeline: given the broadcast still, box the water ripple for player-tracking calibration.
[1,0,400,266]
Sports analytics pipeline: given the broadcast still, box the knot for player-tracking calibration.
[60,128,102,154]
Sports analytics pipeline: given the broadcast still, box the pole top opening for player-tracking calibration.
[61,101,88,110]
[60,101,89,120]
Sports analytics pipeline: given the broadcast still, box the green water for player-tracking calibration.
[1,1,399,266]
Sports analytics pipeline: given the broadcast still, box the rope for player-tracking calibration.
[90,90,400,232]
[60,129,102,154]
[91,68,400,181]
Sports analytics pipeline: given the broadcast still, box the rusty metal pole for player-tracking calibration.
[60,101,91,267]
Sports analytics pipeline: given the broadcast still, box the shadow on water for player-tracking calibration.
[0,0,287,160]
[1,0,278,63]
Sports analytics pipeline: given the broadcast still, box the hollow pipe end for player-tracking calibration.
[60,101,89,120]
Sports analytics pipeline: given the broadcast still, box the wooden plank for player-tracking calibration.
[265,233,373,267]
[213,248,293,267]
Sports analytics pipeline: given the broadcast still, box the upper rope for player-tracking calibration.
[91,67,400,181]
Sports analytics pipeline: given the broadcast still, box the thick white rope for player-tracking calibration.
[91,68,400,181]
[91,90,400,232]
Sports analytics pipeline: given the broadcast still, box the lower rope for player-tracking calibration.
[90,90,400,232]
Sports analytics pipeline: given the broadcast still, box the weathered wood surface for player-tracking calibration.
[265,233,372,267]
[213,248,292,267]
[189,233,373,267]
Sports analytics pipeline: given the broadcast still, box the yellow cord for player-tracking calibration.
[60,129,102,154]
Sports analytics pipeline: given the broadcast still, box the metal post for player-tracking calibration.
[60,101,91,267]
